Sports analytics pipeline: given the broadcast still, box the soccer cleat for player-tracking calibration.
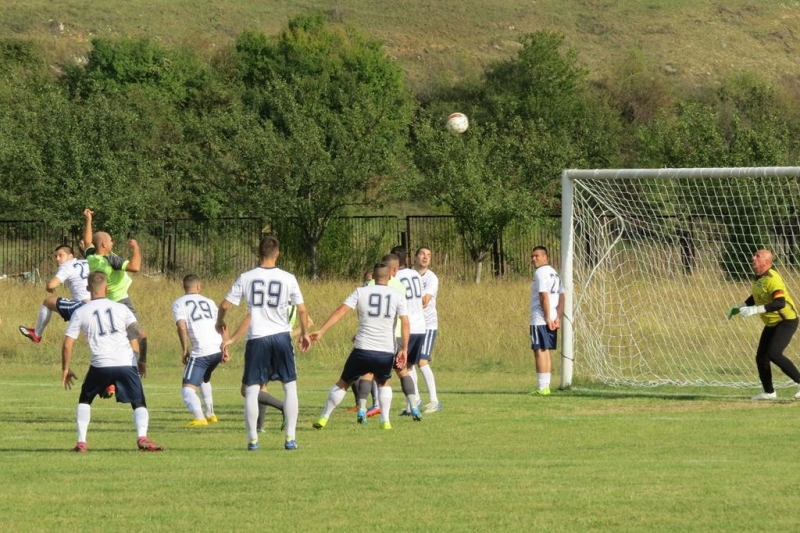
[206,414,219,423]
[313,417,328,429]
[423,402,442,413]
[530,387,551,396]
[751,391,777,400]
[411,408,422,421]
[281,415,287,431]
[187,418,208,427]
[257,427,266,434]
[284,439,298,450]
[379,421,392,430]
[248,440,259,451]
[19,326,41,344]
[71,442,88,453]
[100,385,115,399]
[357,409,368,424]
[137,436,164,452]
[794,384,800,400]
[366,405,381,418]
[346,405,359,413]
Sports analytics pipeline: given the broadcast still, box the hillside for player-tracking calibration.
[2,0,798,94]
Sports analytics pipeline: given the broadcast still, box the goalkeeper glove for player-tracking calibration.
[739,305,766,318]
[727,306,741,320]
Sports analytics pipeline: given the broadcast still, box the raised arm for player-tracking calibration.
[126,239,141,273]
[83,209,94,248]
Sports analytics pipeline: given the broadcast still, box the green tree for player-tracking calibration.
[226,16,414,278]
[412,31,619,282]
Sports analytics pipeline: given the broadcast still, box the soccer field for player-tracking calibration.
[2,362,798,532]
[1,279,799,531]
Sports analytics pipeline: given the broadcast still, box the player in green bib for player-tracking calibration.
[728,248,800,400]
[82,209,149,373]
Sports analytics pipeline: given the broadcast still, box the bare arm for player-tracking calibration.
[126,239,141,273]
[395,315,410,368]
[554,292,565,329]
[46,276,62,293]
[62,336,76,389]
[176,319,190,363]
[422,294,432,308]
[83,209,93,248]
[539,291,555,330]
[216,299,233,334]
[295,303,311,352]
[309,304,351,343]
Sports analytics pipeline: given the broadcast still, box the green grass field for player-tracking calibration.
[3,362,799,532]
[2,278,800,531]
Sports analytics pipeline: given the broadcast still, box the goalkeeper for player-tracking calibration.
[728,249,800,400]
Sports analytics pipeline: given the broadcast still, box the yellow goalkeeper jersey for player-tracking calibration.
[752,268,798,326]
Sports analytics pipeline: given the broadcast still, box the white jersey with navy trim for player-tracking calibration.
[224,266,305,340]
[530,264,564,326]
[344,284,408,353]
[394,267,427,334]
[171,293,224,357]
[419,269,439,330]
[56,258,90,302]
[65,298,137,367]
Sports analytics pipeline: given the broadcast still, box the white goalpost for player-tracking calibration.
[560,166,800,388]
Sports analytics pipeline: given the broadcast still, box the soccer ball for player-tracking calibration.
[446,112,469,134]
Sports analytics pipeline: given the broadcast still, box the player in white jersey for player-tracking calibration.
[19,244,90,344]
[61,271,163,453]
[529,246,565,396]
[415,246,442,413]
[217,235,310,452]
[390,246,427,420]
[172,274,227,427]
[310,262,409,430]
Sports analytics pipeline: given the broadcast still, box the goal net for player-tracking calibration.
[560,167,800,388]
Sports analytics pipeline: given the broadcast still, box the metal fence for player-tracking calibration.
[0,216,561,282]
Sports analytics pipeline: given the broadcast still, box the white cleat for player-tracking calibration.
[751,391,777,400]
[794,384,800,400]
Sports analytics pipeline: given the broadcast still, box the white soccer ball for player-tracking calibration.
[446,112,469,134]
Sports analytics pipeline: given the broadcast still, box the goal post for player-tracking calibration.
[560,166,800,388]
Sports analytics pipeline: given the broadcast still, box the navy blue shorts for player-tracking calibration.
[78,365,145,404]
[340,348,395,384]
[242,333,297,386]
[420,329,438,361]
[182,352,223,386]
[405,333,426,366]
[530,324,558,351]
[56,298,85,321]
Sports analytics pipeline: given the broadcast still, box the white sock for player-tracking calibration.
[35,305,52,338]
[379,386,392,423]
[320,385,346,420]
[133,407,149,438]
[244,385,260,441]
[182,386,204,419]
[420,364,438,403]
[282,381,299,441]
[200,382,213,417]
[537,372,551,390]
[76,403,90,443]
